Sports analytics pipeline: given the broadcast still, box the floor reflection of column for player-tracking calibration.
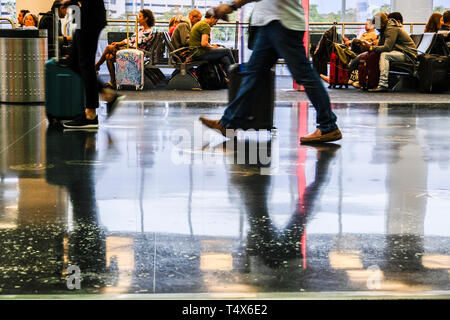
[382,107,428,285]
[297,102,308,269]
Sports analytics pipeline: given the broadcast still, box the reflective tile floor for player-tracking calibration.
[0,101,449,298]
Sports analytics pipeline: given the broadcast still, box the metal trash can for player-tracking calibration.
[0,29,48,103]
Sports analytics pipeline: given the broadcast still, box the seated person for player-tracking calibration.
[344,20,379,49]
[440,11,450,31]
[170,10,202,50]
[189,9,236,78]
[387,12,404,27]
[169,15,183,37]
[95,9,155,88]
[23,13,38,30]
[425,13,442,33]
[38,1,71,58]
[17,9,30,28]
[320,20,379,86]
[360,12,417,92]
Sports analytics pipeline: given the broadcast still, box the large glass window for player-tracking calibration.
[0,1,16,28]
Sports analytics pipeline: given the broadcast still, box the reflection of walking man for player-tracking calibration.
[200,0,342,144]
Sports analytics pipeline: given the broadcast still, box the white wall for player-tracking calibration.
[16,0,54,16]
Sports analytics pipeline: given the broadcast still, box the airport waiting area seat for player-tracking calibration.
[388,32,450,91]
[161,32,208,90]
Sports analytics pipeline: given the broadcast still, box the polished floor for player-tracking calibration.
[0,101,449,298]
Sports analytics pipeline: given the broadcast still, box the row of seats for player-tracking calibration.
[389,32,450,91]
[107,31,209,90]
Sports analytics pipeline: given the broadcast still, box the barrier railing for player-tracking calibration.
[309,21,427,36]
[0,18,15,29]
[103,19,427,49]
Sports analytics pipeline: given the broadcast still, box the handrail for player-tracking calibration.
[309,22,427,35]
[0,18,15,29]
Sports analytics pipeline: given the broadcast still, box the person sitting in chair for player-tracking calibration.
[361,12,417,92]
[95,9,155,88]
[189,9,236,79]
[171,10,202,50]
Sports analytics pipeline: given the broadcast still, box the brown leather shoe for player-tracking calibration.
[199,116,235,137]
[300,128,342,144]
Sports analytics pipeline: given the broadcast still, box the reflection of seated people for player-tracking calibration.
[95,9,155,89]
[23,13,38,30]
[188,9,236,78]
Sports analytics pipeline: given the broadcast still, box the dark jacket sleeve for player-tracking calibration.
[373,27,399,53]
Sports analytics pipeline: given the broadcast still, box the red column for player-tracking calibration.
[293,0,310,91]
[297,102,308,269]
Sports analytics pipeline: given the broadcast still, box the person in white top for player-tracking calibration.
[199,0,341,144]
[24,13,38,30]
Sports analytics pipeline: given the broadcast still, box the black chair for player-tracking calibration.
[388,33,448,91]
[107,32,128,45]
[161,32,208,90]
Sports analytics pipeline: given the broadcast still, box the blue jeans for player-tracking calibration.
[196,48,236,76]
[220,21,338,133]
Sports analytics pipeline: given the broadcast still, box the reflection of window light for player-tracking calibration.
[422,255,450,270]
[0,223,17,229]
[200,253,233,271]
[103,236,134,294]
[329,250,363,269]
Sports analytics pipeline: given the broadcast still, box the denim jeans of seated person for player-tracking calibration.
[195,47,236,77]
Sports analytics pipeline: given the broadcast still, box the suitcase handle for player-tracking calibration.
[126,14,139,50]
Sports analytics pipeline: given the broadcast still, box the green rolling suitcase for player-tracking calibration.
[45,58,85,122]
[45,6,85,123]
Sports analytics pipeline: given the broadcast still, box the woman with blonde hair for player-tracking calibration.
[424,13,442,33]
[169,15,183,37]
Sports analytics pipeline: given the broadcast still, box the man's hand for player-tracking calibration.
[211,44,219,49]
[213,4,234,19]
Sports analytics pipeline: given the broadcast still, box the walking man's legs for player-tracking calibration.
[64,29,123,128]
[199,25,278,135]
[269,21,340,141]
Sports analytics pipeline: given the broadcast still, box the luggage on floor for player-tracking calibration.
[313,26,339,76]
[417,54,449,93]
[328,53,349,89]
[116,16,145,90]
[196,63,227,90]
[116,49,145,90]
[228,64,275,130]
[45,59,86,122]
[328,43,356,89]
[45,7,85,122]
[358,51,380,90]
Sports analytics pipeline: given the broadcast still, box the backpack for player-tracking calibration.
[196,63,227,90]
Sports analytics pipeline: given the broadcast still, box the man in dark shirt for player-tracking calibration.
[38,1,70,58]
